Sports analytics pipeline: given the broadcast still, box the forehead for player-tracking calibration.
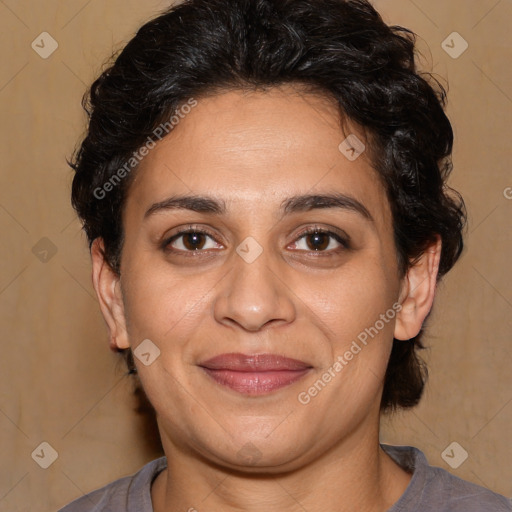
[125,85,391,225]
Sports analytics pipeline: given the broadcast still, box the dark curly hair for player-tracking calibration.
[70,0,466,412]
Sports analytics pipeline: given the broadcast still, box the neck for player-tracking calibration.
[151,425,411,512]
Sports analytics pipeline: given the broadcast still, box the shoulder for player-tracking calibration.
[382,444,512,512]
[57,456,167,512]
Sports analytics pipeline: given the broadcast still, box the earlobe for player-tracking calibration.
[91,239,130,351]
[394,236,442,341]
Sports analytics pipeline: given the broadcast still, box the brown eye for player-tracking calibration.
[305,232,330,251]
[182,232,207,250]
[164,229,222,253]
[292,229,348,253]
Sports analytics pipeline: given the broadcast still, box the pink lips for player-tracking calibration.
[199,353,312,395]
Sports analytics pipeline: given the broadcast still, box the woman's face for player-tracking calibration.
[112,85,406,470]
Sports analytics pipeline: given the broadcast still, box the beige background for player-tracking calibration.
[0,1,510,510]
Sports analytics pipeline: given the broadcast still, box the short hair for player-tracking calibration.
[70,0,466,411]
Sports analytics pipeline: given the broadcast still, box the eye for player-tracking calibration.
[164,228,222,252]
[291,228,349,252]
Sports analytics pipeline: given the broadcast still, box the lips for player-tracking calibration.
[198,353,312,395]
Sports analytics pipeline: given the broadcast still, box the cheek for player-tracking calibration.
[120,260,214,345]
[119,267,212,415]
[299,269,398,412]
[305,256,399,344]
[297,257,399,412]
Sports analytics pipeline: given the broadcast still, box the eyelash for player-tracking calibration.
[294,226,350,253]
[162,225,350,256]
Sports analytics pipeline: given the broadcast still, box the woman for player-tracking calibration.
[60,0,511,510]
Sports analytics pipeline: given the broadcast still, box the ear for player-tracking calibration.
[91,239,130,351]
[394,236,442,341]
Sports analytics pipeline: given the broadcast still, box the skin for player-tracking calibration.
[92,84,441,512]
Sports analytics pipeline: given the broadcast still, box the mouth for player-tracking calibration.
[198,353,313,395]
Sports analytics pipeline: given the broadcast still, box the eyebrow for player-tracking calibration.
[281,193,373,221]
[144,195,226,218]
[144,193,373,221]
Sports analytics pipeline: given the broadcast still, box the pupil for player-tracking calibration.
[307,232,328,251]
[184,232,204,250]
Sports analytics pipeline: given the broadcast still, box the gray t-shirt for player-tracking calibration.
[58,444,512,511]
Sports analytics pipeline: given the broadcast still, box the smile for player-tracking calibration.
[198,353,312,395]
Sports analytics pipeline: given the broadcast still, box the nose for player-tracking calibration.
[213,249,296,332]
